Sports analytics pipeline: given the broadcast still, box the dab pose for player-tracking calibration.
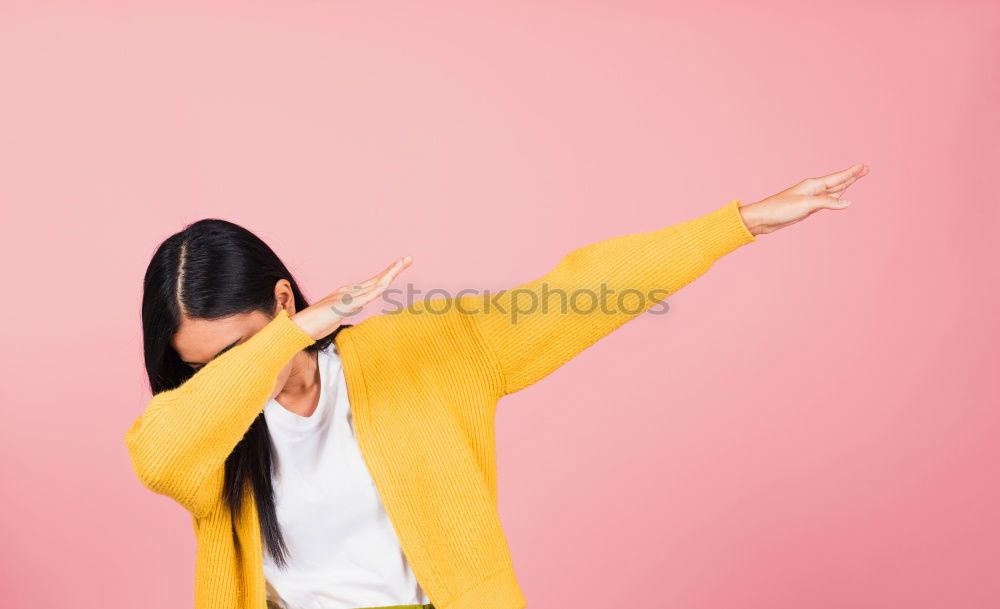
[127,163,869,609]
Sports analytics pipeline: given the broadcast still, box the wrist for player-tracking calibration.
[738,202,765,236]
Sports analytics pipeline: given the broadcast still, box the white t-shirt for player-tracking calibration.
[261,343,430,609]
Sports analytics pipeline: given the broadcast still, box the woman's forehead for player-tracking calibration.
[171,311,268,365]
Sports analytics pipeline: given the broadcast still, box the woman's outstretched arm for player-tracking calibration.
[461,163,869,395]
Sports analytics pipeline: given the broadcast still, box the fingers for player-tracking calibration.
[330,256,412,316]
[816,163,867,190]
[827,164,870,195]
[369,256,411,296]
[814,195,852,210]
[385,255,412,282]
[375,255,412,285]
[342,285,384,310]
[356,256,410,288]
[346,256,412,293]
[327,283,384,317]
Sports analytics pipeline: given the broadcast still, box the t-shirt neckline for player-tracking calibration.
[265,345,337,433]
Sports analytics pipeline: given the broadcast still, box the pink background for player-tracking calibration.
[2,1,998,607]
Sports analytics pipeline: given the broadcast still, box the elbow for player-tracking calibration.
[124,417,178,497]
[125,425,166,494]
[124,422,213,518]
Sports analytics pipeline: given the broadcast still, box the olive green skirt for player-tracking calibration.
[270,603,433,609]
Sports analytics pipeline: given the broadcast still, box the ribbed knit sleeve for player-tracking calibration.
[124,309,316,518]
[466,200,756,395]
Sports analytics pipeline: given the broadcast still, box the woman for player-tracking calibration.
[126,163,869,609]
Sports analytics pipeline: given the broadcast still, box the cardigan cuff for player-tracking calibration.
[684,199,757,265]
[245,309,317,368]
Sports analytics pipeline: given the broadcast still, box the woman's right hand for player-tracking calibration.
[291,255,413,340]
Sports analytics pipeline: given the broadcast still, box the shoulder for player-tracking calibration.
[335,299,484,364]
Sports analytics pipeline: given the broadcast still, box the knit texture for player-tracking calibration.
[125,200,756,609]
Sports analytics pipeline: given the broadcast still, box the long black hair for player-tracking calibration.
[140,218,347,569]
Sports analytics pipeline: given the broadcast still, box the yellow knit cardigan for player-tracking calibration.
[125,200,756,609]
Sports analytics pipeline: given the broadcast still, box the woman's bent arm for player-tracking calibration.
[124,309,315,517]
[462,200,756,395]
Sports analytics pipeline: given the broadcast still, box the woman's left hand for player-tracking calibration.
[739,163,870,235]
